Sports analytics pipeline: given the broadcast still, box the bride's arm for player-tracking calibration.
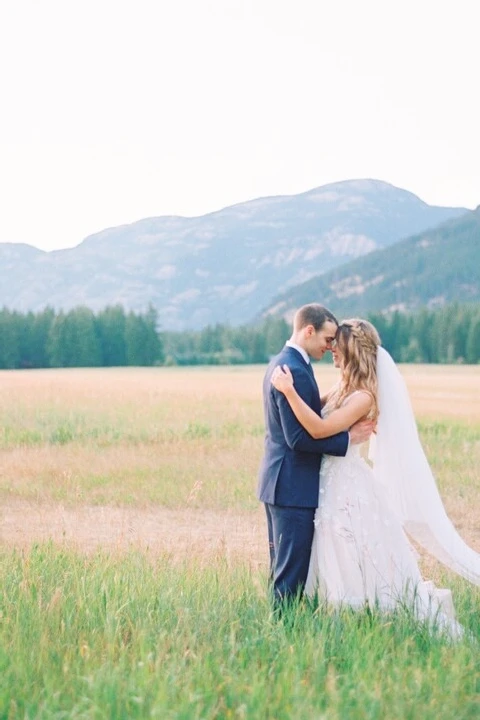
[271,365,372,439]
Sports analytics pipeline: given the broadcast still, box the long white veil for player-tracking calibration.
[369,346,480,585]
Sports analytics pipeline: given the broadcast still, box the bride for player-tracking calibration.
[271,318,480,628]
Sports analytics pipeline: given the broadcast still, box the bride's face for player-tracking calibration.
[331,340,344,369]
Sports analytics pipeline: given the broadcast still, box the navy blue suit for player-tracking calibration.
[257,345,349,603]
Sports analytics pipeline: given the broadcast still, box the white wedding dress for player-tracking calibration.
[305,393,457,627]
[303,343,480,636]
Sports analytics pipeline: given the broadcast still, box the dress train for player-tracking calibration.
[305,399,461,635]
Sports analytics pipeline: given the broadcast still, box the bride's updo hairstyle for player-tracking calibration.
[333,318,381,420]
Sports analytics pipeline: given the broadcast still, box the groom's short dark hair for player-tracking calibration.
[294,304,338,331]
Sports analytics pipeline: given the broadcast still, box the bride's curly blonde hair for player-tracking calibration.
[330,318,381,420]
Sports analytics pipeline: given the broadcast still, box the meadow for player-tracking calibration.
[1,364,480,719]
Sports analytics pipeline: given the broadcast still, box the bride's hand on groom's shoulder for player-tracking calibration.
[271,365,294,394]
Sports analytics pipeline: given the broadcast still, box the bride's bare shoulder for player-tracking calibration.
[343,390,374,410]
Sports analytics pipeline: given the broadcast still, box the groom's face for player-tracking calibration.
[306,321,338,360]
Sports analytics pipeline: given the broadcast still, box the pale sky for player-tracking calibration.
[1,0,478,251]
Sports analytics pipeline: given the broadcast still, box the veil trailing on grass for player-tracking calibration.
[369,346,480,585]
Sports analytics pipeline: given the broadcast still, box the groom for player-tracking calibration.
[257,303,373,609]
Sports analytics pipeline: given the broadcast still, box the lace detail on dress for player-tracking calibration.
[306,393,461,636]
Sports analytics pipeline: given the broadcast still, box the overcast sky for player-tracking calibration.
[1,0,478,251]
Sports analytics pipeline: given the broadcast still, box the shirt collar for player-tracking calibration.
[285,340,310,365]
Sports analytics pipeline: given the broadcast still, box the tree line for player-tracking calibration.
[0,303,479,370]
[0,305,162,369]
[163,304,480,365]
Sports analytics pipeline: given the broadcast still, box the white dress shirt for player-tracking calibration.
[285,340,310,365]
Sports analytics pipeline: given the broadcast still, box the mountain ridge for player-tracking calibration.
[0,179,468,329]
[261,207,480,321]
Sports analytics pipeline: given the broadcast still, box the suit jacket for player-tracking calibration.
[257,345,349,508]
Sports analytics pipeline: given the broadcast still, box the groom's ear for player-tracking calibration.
[304,324,315,338]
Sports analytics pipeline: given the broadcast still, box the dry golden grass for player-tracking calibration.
[1,364,479,571]
[395,363,480,420]
[2,367,480,720]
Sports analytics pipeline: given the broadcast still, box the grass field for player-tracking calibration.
[1,364,480,719]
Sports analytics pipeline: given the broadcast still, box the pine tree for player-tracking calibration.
[0,309,20,368]
[96,305,127,366]
[466,312,480,364]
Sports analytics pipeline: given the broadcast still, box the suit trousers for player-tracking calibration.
[265,503,316,604]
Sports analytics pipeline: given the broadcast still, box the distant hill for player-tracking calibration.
[260,207,480,322]
[0,179,467,329]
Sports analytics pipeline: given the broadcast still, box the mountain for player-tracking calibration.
[261,206,480,322]
[0,179,467,329]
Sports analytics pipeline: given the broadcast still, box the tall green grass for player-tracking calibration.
[1,545,479,719]
[2,368,480,717]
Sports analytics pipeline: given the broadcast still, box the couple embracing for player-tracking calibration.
[258,303,480,630]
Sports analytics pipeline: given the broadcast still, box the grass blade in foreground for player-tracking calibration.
[1,545,479,719]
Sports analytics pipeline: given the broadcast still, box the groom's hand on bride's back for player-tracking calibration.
[349,419,375,445]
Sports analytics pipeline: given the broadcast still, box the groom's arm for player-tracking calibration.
[274,371,348,457]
